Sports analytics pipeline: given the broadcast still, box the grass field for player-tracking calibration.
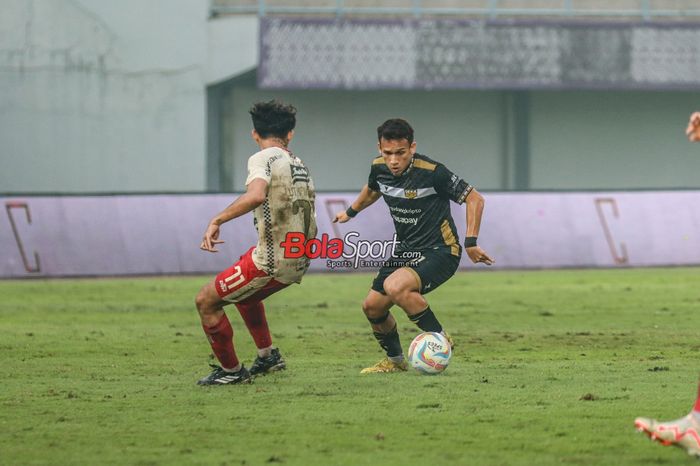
[1,268,700,465]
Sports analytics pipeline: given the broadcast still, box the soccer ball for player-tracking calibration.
[408,332,452,374]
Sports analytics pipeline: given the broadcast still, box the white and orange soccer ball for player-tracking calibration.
[408,332,452,374]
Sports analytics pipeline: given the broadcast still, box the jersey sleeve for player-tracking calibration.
[367,164,380,191]
[245,151,272,186]
[434,163,473,204]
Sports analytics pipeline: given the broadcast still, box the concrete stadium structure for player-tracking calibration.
[2,0,700,194]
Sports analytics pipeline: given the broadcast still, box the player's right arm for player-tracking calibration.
[333,184,381,223]
[200,178,268,252]
[686,112,700,142]
[201,151,272,253]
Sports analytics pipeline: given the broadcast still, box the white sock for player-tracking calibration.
[223,363,242,373]
[258,346,274,358]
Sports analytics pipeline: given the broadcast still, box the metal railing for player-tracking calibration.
[211,0,700,20]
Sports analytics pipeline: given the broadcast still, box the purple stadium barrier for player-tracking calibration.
[1,192,699,278]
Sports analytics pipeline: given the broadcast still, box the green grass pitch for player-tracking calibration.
[1,268,700,465]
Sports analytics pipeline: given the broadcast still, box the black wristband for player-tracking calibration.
[346,206,358,218]
[464,236,477,248]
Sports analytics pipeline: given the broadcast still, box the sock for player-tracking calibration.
[372,323,403,358]
[236,301,273,350]
[223,363,242,373]
[409,306,443,333]
[693,380,700,413]
[202,313,239,370]
[257,345,273,358]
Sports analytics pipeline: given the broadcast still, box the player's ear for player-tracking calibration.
[251,130,260,143]
[377,141,382,155]
[287,130,294,143]
[410,141,417,155]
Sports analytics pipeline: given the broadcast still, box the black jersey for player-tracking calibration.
[368,153,472,256]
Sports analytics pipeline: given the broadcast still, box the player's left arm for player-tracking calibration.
[464,189,494,266]
[333,184,381,223]
[434,164,494,265]
[200,178,268,253]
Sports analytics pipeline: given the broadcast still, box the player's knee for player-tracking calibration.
[361,298,374,316]
[362,296,384,318]
[195,288,214,315]
[194,291,205,313]
[383,279,405,300]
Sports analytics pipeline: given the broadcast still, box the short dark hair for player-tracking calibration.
[249,100,297,139]
[377,118,414,145]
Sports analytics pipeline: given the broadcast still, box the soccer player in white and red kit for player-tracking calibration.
[195,100,316,385]
[634,112,700,456]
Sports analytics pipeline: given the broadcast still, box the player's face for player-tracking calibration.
[378,138,416,176]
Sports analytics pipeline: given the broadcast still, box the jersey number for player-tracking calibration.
[292,199,313,237]
[223,265,246,290]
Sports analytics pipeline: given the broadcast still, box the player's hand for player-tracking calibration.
[466,246,494,265]
[333,211,350,223]
[686,112,700,142]
[200,223,225,252]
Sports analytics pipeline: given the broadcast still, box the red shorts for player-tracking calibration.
[214,247,288,304]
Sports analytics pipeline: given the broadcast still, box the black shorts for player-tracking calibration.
[371,248,460,295]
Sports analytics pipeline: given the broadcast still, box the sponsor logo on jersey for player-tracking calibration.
[377,182,436,199]
[290,165,309,184]
[391,214,418,225]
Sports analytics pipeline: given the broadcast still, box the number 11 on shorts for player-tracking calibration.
[221,265,245,292]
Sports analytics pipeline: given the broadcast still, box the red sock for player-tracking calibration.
[202,313,239,370]
[236,301,272,349]
[694,379,700,413]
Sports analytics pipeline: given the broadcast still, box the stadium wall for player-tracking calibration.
[1,191,698,278]
[0,0,257,194]
[3,6,700,195]
[222,80,700,191]
[223,79,504,191]
[530,91,700,190]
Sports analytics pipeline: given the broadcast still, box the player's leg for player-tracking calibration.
[363,289,400,355]
[235,300,282,375]
[194,282,251,385]
[383,268,444,337]
[360,267,408,373]
[383,250,460,341]
[383,267,430,314]
[635,378,700,457]
[220,246,291,377]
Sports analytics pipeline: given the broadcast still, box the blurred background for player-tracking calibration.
[4,5,700,465]
[3,0,700,194]
[2,1,700,277]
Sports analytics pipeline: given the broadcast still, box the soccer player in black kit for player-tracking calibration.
[334,118,494,373]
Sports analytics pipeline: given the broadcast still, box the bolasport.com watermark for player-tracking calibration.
[279,231,421,269]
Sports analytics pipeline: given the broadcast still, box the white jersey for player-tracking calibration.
[245,146,317,284]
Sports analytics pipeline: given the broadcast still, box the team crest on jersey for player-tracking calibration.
[404,189,418,199]
[290,165,309,184]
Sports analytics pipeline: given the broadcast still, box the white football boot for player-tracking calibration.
[635,412,700,457]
